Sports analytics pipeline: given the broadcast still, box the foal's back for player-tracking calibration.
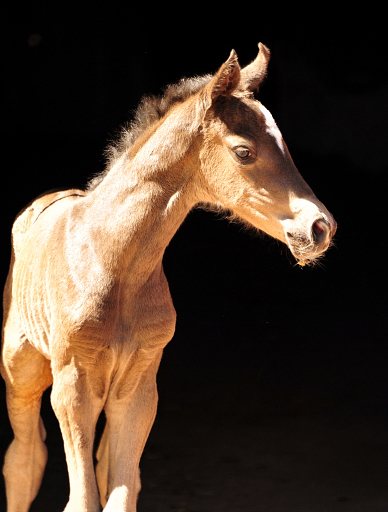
[11,189,86,257]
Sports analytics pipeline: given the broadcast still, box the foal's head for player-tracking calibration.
[196,43,336,265]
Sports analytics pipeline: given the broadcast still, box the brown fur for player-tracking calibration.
[1,43,335,512]
[87,75,213,191]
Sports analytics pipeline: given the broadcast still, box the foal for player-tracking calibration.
[1,43,336,512]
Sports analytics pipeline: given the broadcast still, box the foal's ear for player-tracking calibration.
[203,50,241,106]
[239,42,270,94]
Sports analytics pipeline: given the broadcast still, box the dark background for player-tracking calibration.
[1,4,387,511]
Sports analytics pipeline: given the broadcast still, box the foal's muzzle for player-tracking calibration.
[285,215,336,265]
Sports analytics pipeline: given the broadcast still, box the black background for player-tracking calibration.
[1,4,387,511]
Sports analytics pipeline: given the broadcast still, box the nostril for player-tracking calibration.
[313,219,325,235]
[312,219,328,243]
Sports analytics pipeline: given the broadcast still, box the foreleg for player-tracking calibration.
[96,350,162,511]
[50,356,106,512]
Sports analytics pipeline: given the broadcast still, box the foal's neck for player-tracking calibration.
[85,106,200,285]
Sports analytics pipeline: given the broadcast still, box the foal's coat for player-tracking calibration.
[1,44,336,512]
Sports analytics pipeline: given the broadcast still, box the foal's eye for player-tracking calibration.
[235,147,252,160]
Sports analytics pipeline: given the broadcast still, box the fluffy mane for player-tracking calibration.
[86,74,212,191]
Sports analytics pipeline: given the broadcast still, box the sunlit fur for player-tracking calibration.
[1,44,336,512]
[87,75,212,191]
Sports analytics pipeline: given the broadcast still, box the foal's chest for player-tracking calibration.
[111,270,177,352]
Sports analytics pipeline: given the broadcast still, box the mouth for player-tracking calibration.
[286,232,318,266]
[286,218,335,266]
